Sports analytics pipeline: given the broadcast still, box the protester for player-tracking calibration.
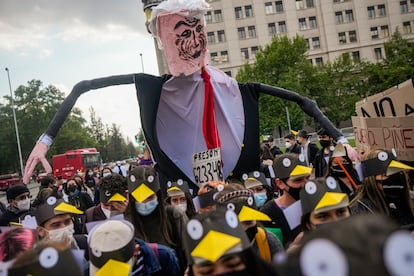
[296,130,318,168]
[327,143,360,199]
[215,183,284,261]
[87,219,180,275]
[260,144,277,188]
[93,166,114,205]
[287,177,351,254]
[277,214,414,276]
[65,178,94,212]
[7,241,83,276]
[165,179,197,218]
[284,133,301,154]
[263,135,283,158]
[32,196,84,250]
[242,171,273,208]
[0,227,37,263]
[32,175,61,207]
[113,161,127,177]
[195,181,225,214]
[83,174,129,231]
[74,174,94,202]
[126,165,188,273]
[350,149,414,228]
[313,128,335,177]
[84,169,97,191]
[184,206,279,276]
[261,153,312,247]
[0,185,31,226]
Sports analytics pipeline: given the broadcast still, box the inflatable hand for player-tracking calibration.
[23,141,52,184]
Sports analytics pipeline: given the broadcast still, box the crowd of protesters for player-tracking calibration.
[1,129,413,275]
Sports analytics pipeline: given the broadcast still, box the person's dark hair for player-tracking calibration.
[166,191,197,218]
[187,247,278,276]
[284,133,295,140]
[128,189,174,246]
[40,176,54,187]
[260,143,274,161]
[100,174,127,195]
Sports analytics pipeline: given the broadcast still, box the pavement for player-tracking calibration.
[0,181,40,206]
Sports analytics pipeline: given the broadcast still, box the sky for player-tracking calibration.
[0,0,160,145]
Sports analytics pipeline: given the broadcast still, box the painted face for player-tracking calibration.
[157,13,207,76]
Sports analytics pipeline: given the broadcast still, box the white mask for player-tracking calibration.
[285,142,292,149]
[16,198,31,211]
[102,173,111,178]
[101,206,121,219]
[177,203,187,212]
[47,224,75,243]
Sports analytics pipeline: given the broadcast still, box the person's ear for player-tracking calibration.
[37,226,48,239]
[275,178,285,190]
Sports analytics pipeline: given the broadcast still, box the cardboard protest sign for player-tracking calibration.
[352,116,414,161]
[355,79,414,118]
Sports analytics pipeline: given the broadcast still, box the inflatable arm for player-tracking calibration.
[23,74,136,183]
[258,83,345,141]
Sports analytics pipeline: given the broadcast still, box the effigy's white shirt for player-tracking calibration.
[156,66,245,183]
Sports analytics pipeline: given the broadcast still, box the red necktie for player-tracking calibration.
[201,67,221,149]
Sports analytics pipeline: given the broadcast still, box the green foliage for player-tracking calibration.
[237,35,314,133]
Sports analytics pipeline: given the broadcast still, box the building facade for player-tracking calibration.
[147,0,414,77]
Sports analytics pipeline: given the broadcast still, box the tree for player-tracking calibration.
[236,35,317,135]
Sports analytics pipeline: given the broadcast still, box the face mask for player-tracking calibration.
[319,140,331,148]
[382,173,407,202]
[296,140,301,146]
[331,165,346,177]
[245,225,258,242]
[135,198,159,216]
[253,192,268,207]
[285,142,292,149]
[177,203,187,212]
[102,173,111,178]
[16,198,30,211]
[101,206,121,219]
[47,224,75,242]
[286,184,301,201]
[88,172,93,176]
[68,185,77,193]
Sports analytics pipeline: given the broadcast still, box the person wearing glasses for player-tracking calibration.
[0,185,32,226]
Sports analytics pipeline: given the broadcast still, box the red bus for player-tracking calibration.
[52,148,102,180]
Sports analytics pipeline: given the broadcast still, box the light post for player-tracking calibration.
[5,68,24,177]
[139,53,144,73]
[285,105,292,132]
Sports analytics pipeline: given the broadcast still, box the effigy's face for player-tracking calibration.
[158,13,207,76]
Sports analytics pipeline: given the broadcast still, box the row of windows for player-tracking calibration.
[210,47,260,64]
[335,10,354,24]
[207,30,226,44]
[299,16,318,30]
[403,21,413,34]
[296,0,314,10]
[367,4,386,19]
[333,0,351,3]
[338,30,357,44]
[370,25,389,39]
[265,1,284,14]
[238,26,257,39]
[205,10,222,24]
[306,37,321,50]
[400,1,414,14]
[235,5,253,19]
[212,48,385,67]
[268,21,287,35]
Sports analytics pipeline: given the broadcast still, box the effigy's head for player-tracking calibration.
[148,0,209,76]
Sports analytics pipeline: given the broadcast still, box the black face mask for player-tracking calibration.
[382,173,407,202]
[331,164,353,178]
[319,140,331,149]
[286,184,301,201]
[245,225,258,242]
[67,185,77,193]
[296,140,301,146]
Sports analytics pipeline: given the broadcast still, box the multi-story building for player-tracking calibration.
[144,0,414,77]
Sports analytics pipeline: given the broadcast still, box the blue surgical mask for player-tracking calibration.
[135,198,159,216]
[253,192,268,207]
